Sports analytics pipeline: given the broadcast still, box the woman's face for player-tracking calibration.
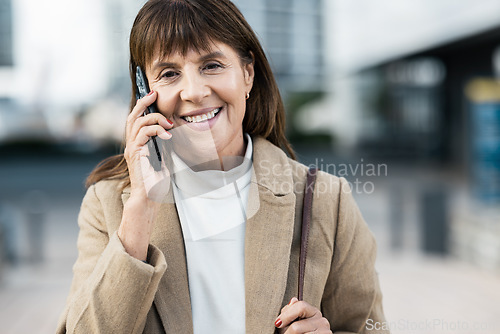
[146,41,254,164]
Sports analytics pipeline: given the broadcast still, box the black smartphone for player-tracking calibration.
[135,66,162,171]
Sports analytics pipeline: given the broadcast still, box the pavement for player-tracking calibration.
[1,150,499,334]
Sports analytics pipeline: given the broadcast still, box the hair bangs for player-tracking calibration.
[136,1,223,69]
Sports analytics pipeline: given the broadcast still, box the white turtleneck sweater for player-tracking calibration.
[170,134,253,334]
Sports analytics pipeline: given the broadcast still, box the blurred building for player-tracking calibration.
[0,0,12,67]
[309,0,500,270]
[0,0,13,141]
[362,37,500,269]
[233,0,325,93]
[0,0,142,146]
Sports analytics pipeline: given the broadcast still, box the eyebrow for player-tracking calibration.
[152,51,227,71]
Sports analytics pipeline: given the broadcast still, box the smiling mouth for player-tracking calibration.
[181,107,222,123]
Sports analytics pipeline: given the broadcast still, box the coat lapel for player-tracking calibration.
[244,137,297,333]
[151,198,194,333]
[121,189,193,334]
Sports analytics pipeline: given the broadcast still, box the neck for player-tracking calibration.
[219,136,247,171]
[177,135,248,172]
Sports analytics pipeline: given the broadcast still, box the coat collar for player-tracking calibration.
[121,136,297,333]
[244,136,297,333]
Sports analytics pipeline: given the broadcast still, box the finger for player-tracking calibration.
[131,90,156,118]
[281,297,299,313]
[130,113,173,143]
[283,318,313,334]
[275,301,321,329]
[283,317,331,334]
[140,149,171,202]
[126,91,157,136]
[136,112,173,129]
[135,125,172,147]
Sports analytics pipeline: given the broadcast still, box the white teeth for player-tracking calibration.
[183,107,221,123]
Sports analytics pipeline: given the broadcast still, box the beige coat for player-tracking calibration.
[57,136,387,334]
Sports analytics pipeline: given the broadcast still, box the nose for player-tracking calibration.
[179,69,210,103]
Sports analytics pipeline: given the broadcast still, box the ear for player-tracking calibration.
[243,52,255,92]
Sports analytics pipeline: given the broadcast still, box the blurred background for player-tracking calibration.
[1,0,500,333]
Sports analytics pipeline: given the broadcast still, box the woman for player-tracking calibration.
[57,0,387,333]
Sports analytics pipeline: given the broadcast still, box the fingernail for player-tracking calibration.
[158,131,171,140]
[147,90,154,96]
[289,297,297,305]
[166,119,173,125]
[160,119,173,128]
[275,318,282,327]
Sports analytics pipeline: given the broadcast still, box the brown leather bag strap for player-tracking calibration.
[298,166,318,301]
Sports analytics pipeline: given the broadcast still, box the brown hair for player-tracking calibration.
[86,0,295,188]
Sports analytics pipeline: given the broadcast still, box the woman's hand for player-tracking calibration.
[275,297,332,334]
[124,91,173,201]
[118,90,173,261]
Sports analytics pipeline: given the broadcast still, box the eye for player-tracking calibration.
[203,62,223,71]
[161,70,178,79]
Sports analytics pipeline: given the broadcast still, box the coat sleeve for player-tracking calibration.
[56,184,167,334]
[321,177,389,334]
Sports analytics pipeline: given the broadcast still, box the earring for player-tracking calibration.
[246,92,250,100]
